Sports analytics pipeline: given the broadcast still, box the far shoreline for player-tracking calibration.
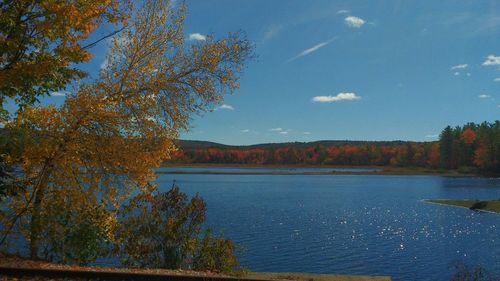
[159,164,491,177]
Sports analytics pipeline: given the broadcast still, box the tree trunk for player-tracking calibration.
[29,172,48,260]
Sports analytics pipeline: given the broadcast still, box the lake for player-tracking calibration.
[156,167,500,281]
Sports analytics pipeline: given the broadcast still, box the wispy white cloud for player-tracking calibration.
[344,16,365,28]
[50,91,68,97]
[240,129,250,133]
[453,72,460,76]
[287,38,336,62]
[450,64,468,70]
[478,94,491,99]
[303,132,311,135]
[262,24,283,42]
[494,77,500,82]
[425,134,439,138]
[337,9,350,14]
[215,104,234,111]
[482,54,500,66]
[270,128,292,135]
[312,92,361,103]
[189,33,206,41]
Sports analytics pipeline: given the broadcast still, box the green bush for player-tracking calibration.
[450,261,498,281]
[40,205,112,265]
[194,229,238,273]
[116,183,239,273]
[469,201,488,211]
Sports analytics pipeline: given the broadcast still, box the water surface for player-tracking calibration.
[157,168,500,281]
[157,166,382,174]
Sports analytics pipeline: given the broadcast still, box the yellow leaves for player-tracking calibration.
[187,238,197,252]
[1,0,132,111]
[82,51,93,62]
[1,0,251,263]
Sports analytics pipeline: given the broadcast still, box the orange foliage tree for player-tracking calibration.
[0,0,130,118]
[460,128,477,145]
[0,0,252,263]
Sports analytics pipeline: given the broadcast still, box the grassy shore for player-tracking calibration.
[425,199,500,213]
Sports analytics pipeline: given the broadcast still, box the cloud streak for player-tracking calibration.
[478,94,491,99]
[287,38,336,62]
[312,92,361,103]
[450,64,468,70]
[215,104,234,111]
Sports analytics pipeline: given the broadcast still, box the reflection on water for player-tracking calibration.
[156,166,382,174]
[156,170,500,281]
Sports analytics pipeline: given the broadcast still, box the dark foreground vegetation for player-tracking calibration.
[450,261,500,281]
[169,121,499,176]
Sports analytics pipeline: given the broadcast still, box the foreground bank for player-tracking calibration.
[0,253,392,281]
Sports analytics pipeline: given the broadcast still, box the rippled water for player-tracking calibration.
[157,169,500,281]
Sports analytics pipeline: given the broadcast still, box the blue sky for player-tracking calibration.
[19,0,500,145]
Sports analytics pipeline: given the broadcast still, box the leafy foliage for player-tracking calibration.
[0,0,252,265]
[0,0,131,117]
[116,183,238,273]
[40,204,114,265]
[194,229,238,273]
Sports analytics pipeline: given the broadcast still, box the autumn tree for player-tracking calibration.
[0,0,130,119]
[0,0,252,264]
[427,143,440,168]
[116,183,238,272]
[473,121,500,172]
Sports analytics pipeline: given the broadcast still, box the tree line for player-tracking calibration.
[170,121,499,174]
[439,122,499,173]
